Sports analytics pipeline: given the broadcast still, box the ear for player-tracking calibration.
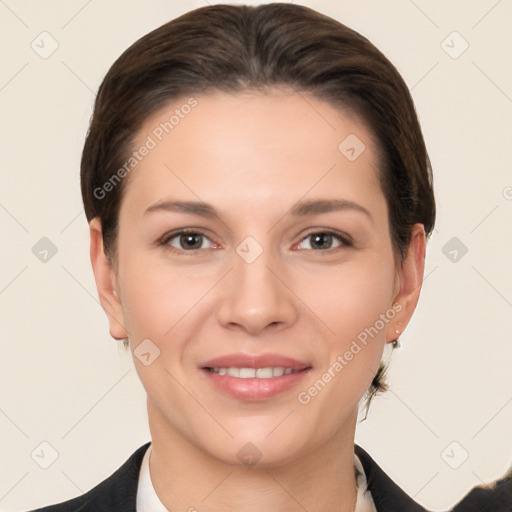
[89,217,128,341]
[386,223,426,343]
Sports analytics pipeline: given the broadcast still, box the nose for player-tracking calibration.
[216,244,298,336]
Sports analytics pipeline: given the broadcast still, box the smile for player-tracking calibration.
[201,366,311,401]
[206,367,298,378]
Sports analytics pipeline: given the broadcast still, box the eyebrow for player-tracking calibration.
[144,198,372,221]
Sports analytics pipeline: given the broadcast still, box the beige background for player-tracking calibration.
[1,1,511,510]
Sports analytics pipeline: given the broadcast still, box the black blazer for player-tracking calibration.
[450,467,512,512]
[28,442,511,512]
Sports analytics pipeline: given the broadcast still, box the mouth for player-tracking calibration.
[199,353,312,401]
[204,366,308,378]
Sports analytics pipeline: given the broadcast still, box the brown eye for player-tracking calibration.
[162,230,215,251]
[178,233,204,250]
[297,231,350,251]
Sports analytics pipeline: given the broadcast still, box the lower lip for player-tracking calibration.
[201,368,311,401]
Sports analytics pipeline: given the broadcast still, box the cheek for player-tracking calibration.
[119,268,169,340]
[118,253,223,357]
[298,253,397,340]
[297,252,396,398]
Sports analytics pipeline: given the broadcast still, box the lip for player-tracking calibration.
[199,352,312,401]
[200,352,311,371]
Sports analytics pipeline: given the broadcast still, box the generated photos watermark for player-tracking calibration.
[93,97,198,200]
[297,302,403,405]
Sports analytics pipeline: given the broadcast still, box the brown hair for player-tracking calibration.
[80,3,435,410]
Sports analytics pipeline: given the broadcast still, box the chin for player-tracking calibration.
[199,429,315,470]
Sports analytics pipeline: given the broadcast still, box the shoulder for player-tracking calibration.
[450,466,512,512]
[356,445,512,512]
[354,444,430,512]
[29,442,151,512]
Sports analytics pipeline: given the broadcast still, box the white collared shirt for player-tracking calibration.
[137,444,377,511]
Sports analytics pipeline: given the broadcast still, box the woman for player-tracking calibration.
[31,3,439,511]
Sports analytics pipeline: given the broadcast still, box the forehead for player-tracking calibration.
[121,89,384,220]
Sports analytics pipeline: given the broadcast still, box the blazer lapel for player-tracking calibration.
[354,444,429,512]
[31,442,150,511]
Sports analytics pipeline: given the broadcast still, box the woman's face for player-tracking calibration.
[91,89,424,466]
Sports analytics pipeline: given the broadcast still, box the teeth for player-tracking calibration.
[256,367,273,378]
[227,367,240,377]
[239,368,255,378]
[209,367,297,378]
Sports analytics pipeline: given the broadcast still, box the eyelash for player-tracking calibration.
[158,228,353,255]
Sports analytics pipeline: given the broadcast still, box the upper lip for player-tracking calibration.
[200,353,311,370]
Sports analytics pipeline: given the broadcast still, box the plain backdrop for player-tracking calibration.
[0,1,511,511]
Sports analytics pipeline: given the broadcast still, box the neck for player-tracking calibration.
[147,399,359,512]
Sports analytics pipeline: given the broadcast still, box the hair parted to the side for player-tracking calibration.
[81,3,435,411]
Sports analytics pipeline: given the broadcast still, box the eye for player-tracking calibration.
[296,230,351,251]
[161,230,217,252]
[159,229,351,253]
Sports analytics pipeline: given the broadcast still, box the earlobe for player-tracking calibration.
[386,224,426,343]
[89,218,128,341]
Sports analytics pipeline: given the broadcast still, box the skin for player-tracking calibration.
[89,88,425,512]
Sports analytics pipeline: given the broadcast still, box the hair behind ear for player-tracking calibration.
[360,359,392,420]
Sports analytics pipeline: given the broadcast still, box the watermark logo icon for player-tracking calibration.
[31,441,59,469]
[31,31,59,59]
[441,31,469,59]
[134,338,161,366]
[441,441,469,469]
[236,236,263,264]
[237,442,262,467]
[32,237,58,263]
[339,134,366,162]
[442,236,468,263]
